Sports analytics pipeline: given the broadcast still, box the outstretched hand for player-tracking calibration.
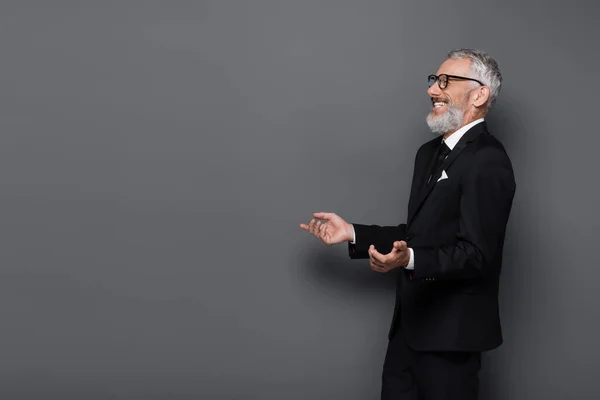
[300,212,353,246]
[369,241,410,273]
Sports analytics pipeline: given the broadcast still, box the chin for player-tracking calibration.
[426,106,464,135]
[426,115,446,135]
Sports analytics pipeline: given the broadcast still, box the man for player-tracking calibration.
[300,49,516,400]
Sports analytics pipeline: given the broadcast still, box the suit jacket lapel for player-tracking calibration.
[407,122,487,227]
[407,142,438,221]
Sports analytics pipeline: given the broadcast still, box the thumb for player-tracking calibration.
[313,212,335,221]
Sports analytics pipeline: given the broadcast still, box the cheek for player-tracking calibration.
[442,89,457,103]
[465,92,475,104]
[449,91,470,107]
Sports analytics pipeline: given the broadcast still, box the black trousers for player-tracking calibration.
[381,329,481,400]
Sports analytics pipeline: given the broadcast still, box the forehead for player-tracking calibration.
[435,58,472,76]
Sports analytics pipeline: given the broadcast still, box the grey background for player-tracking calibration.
[1,1,598,399]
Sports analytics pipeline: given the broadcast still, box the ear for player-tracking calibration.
[472,86,490,108]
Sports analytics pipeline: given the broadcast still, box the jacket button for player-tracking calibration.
[406,236,412,241]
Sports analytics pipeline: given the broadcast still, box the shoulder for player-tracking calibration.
[421,135,442,150]
[466,133,516,187]
[416,136,441,157]
[471,132,513,168]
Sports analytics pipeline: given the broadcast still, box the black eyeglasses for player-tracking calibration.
[428,74,484,89]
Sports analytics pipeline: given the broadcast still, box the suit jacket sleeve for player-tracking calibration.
[348,223,406,259]
[411,148,516,280]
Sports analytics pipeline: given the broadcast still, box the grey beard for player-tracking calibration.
[426,103,464,135]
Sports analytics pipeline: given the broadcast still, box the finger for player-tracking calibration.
[300,221,315,231]
[369,253,386,269]
[393,240,406,249]
[370,248,387,263]
[317,223,327,241]
[370,261,387,273]
[308,219,317,234]
[370,260,384,272]
[392,241,407,253]
[318,222,327,237]
[369,247,388,266]
[314,220,322,237]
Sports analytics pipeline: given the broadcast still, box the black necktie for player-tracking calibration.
[428,141,451,185]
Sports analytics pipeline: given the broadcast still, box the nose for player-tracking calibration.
[427,78,442,98]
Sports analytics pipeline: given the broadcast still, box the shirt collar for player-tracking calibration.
[443,118,485,150]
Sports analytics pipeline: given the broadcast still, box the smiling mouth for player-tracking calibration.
[431,99,448,112]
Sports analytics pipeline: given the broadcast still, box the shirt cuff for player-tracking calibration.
[404,248,414,270]
[350,225,356,244]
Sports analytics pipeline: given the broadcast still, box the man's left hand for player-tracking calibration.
[369,241,410,273]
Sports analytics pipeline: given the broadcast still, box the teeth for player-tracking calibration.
[434,102,446,107]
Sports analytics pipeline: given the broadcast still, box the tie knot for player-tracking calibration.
[439,142,451,157]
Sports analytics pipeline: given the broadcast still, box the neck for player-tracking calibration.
[443,131,455,140]
[443,112,485,139]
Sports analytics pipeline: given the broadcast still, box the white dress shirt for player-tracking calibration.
[351,118,485,270]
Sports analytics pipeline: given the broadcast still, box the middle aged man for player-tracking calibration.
[300,49,516,400]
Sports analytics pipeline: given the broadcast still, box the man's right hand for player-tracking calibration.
[300,212,354,246]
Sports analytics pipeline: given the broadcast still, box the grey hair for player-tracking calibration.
[447,48,502,111]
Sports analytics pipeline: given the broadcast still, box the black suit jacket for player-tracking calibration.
[348,121,516,352]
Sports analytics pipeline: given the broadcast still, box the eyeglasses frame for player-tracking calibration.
[428,74,485,89]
